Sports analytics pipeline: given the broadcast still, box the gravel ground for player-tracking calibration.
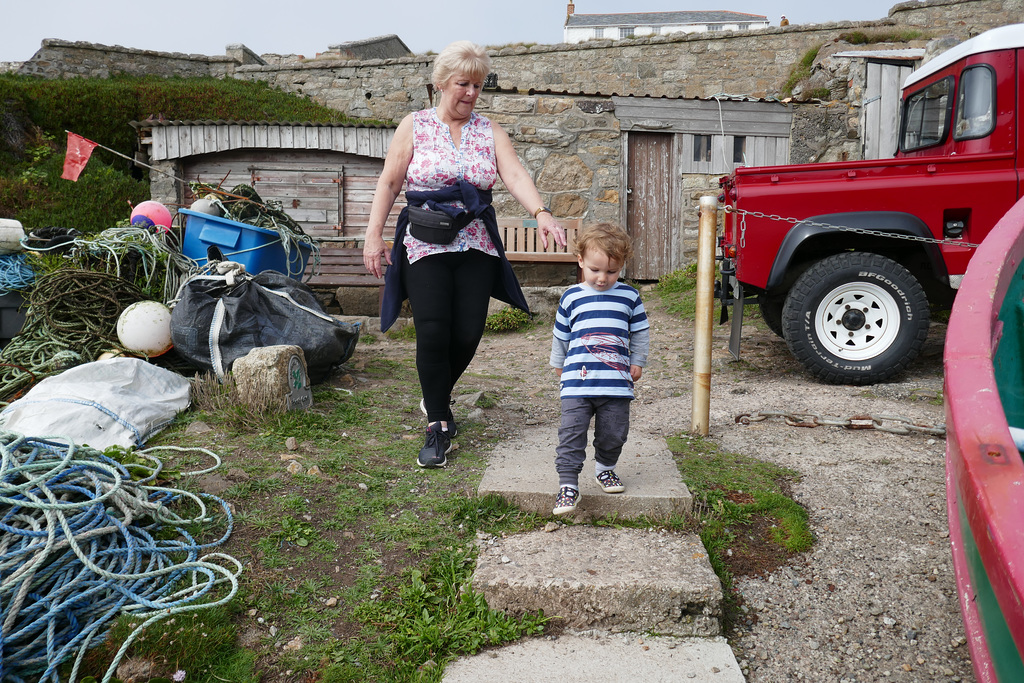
[467,288,972,683]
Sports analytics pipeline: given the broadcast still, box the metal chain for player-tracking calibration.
[726,205,979,249]
[735,410,946,437]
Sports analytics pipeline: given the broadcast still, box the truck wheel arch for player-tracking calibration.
[765,212,949,293]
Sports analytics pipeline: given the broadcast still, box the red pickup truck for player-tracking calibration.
[718,23,1023,384]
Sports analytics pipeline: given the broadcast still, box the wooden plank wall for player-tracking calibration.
[182,150,402,241]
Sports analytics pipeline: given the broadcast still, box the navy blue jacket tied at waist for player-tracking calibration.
[379,180,530,332]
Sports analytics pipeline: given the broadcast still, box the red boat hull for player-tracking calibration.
[944,196,1024,682]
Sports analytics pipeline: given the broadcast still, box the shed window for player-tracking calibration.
[619,26,635,39]
[733,136,747,165]
[594,28,604,38]
[954,66,995,140]
[693,135,712,162]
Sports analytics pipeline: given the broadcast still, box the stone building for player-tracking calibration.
[562,4,770,43]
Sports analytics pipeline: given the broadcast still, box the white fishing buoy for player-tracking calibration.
[190,198,223,216]
[116,301,173,356]
[0,219,26,254]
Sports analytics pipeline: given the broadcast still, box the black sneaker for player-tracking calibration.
[417,422,451,468]
[419,398,458,438]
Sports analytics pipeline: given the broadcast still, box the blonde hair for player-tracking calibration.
[432,41,491,89]
[575,222,633,264]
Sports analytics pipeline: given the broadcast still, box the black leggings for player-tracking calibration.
[403,249,499,423]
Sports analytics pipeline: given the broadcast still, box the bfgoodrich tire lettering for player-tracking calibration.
[781,252,929,385]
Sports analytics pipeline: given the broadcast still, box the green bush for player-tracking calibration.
[0,74,379,232]
[485,307,531,332]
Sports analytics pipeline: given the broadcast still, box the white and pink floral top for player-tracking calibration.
[403,108,500,263]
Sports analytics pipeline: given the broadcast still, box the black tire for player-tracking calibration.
[759,294,786,338]
[781,252,929,385]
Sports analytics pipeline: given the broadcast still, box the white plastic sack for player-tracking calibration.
[0,357,191,450]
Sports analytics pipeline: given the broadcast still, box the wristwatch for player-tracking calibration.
[533,206,553,218]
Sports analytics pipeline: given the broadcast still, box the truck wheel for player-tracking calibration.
[782,253,929,385]
[759,294,785,338]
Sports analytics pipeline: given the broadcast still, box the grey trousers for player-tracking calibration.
[555,396,631,487]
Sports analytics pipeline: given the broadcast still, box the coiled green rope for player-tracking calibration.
[21,227,196,303]
[0,432,239,683]
[0,270,147,405]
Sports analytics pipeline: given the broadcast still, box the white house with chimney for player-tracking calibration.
[563,3,769,43]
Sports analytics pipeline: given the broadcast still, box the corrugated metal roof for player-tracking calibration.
[566,11,768,28]
[525,88,788,103]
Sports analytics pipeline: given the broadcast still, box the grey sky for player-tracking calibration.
[4,1,906,63]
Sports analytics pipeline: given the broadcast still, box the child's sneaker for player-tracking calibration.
[552,486,580,515]
[595,470,626,493]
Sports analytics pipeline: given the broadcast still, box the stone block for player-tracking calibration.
[232,345,312,412]
[472,526,723,636]
[334,286,382,317]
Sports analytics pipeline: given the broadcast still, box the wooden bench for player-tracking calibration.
[305,218,581,289]
[497,219,580,263]
[304,247,385,288]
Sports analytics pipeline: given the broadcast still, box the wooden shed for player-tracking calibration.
[612,96,793,279]
[132,120,399,244]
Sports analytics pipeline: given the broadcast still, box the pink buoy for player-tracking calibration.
[130,201,172,232]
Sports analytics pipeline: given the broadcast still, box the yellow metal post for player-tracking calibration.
[692,196,718,435]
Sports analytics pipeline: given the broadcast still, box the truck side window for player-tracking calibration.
[954,66,995,140]
[900,77,952,152]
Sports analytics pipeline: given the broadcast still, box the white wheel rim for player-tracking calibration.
[814,282,902,361]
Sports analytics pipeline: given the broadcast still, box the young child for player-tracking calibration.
[549,222,650,515]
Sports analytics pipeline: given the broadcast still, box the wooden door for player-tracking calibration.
[626,132,675,280]
[863,61,914,159]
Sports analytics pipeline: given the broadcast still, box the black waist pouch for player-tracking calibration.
[407,205,460,245]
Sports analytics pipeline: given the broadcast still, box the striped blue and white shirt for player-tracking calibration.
[550,282,650,399]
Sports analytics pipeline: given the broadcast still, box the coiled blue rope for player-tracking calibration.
[0,255,35,297]
[0,432,240,683]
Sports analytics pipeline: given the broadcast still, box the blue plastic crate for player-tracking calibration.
[179,208,312,279]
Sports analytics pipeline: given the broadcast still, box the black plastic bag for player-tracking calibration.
[170,268,359,384]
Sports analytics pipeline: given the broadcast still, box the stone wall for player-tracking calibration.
[14,39,258,79]
[890,0,1023,31]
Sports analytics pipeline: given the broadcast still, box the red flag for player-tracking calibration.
[61,132,99,181]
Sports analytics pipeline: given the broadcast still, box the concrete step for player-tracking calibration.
[472,525,723,636]
[442,632,744,682]
[477,425,693,521]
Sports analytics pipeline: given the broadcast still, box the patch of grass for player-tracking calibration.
[782,44,822,98]
[347,547,548,679]
[655,263,700,318]
[75,602,254,683]
[666,434,813,595]
[838,29,925,45]
[386,324,417,341]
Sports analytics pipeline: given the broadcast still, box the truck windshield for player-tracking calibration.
[901,77,952,152]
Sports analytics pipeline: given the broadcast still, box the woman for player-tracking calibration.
[363,40,565,469]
